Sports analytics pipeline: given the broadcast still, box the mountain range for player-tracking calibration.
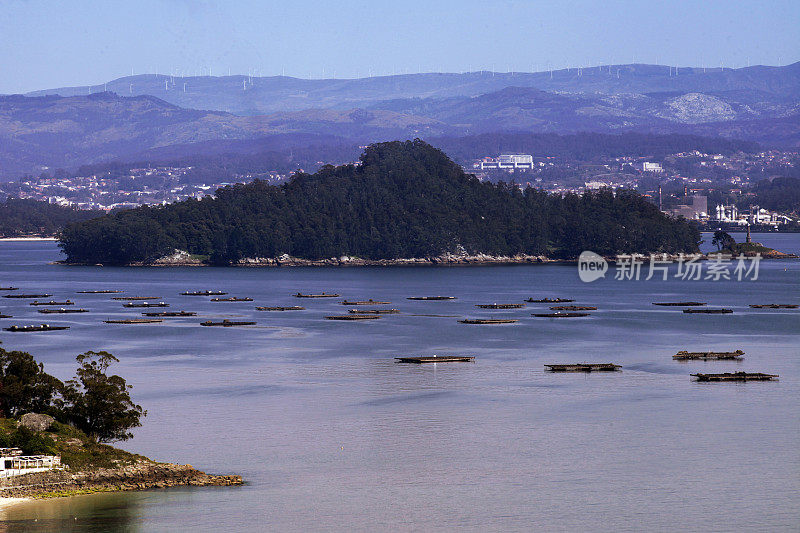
[2,63,798,177]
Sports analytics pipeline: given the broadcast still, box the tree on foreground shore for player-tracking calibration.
[0,347,145,443]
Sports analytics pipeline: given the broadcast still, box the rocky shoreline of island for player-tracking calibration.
[0,460,242,501]
[56,247,798,267]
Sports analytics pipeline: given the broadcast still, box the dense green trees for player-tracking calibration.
[62,352,146,443]
[0,199,104,237]
[0,348,145,443]
[59,140,700,265]
[0,349,63,418]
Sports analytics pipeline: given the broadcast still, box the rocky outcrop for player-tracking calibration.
[236,253,550,267]
[0,461,242,498]
[18,413,54,432]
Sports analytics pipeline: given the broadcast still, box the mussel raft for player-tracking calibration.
[673,350,744,360]
[692,372,778,382]
[256,306,305,311]
[749,304,798,309]
[76,290,122,294]
[104,318,163,324]
[652,302,706,306]
[38,308,88,314]
[29,300,74,306]
[181,290,227,296]
[210,297,253,302]
[549,305,597,311]
[475,303,525,309]
[683,308,733,314]
[458,318,518,324]
[395,356,475,364]
[3,294,52,299]
[532,312,590,318]
[526,298,573,303]
[545,363,621,372]
[143,311,197,317]
[294,292,340,298]
[341,299,390,305]
[325,315,381,320]
[201,320,257,327]
[123,302,169,308]
[4,324,69,332]
[348,309,399,314]
[407,296,457,301]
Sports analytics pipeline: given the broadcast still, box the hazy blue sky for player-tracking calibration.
[1,0,798,93]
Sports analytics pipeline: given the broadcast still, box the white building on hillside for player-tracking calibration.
[474,154,534,171]
[0,448,61,478]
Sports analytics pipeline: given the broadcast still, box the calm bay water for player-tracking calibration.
[0,237,798,532]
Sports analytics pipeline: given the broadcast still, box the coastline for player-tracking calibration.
[56,249,798,267]
[0,496,31,510]
[0,461,242,502]
[0,237,58,241]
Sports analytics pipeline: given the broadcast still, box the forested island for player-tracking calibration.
[58,140,700,266]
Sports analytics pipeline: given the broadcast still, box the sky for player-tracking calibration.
[1,0,798,94]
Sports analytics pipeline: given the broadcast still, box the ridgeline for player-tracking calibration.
[58,140,700,265]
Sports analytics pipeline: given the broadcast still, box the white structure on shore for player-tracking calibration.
[0,448,61,478]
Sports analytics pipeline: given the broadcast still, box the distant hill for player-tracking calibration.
[58,140,700,265]
[25,63,800,115]
[0,92,444,176]
[3,64,798,177]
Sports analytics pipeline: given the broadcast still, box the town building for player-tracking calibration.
[474,154,534,171]
[642,162,664,173]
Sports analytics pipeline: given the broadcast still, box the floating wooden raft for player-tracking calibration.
[112,296,160,301]
[532,312,590,318]
[0,314,12,318]
[38,308,88,314]
[104,318,163,324]
[407,296,457,301]
[182,290,227,296]
[142,311,197,317]
[459,318,518,324]
[395,355,475,364]
[749,304,798,309]
[210,297,253,302]
[77,290,122,294]
[294,292,340,298]
[549,305,597,311]
[0,287,19,291]
[348,309,399,314]
[3,294,52,299]
[30,300,73,306]
[526,298,573,303]
[683,308,733,314]
[545,363,621,372]
[201,320,256,327]
[341,299,390,305]
[674,350,744,360]
[652,302,706,306]
[692,372,778,382]
[475,303,525,309]
[325,315,381,320]
[256,306,305,311]
[4,324,69,332]
[124,302,169,308]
